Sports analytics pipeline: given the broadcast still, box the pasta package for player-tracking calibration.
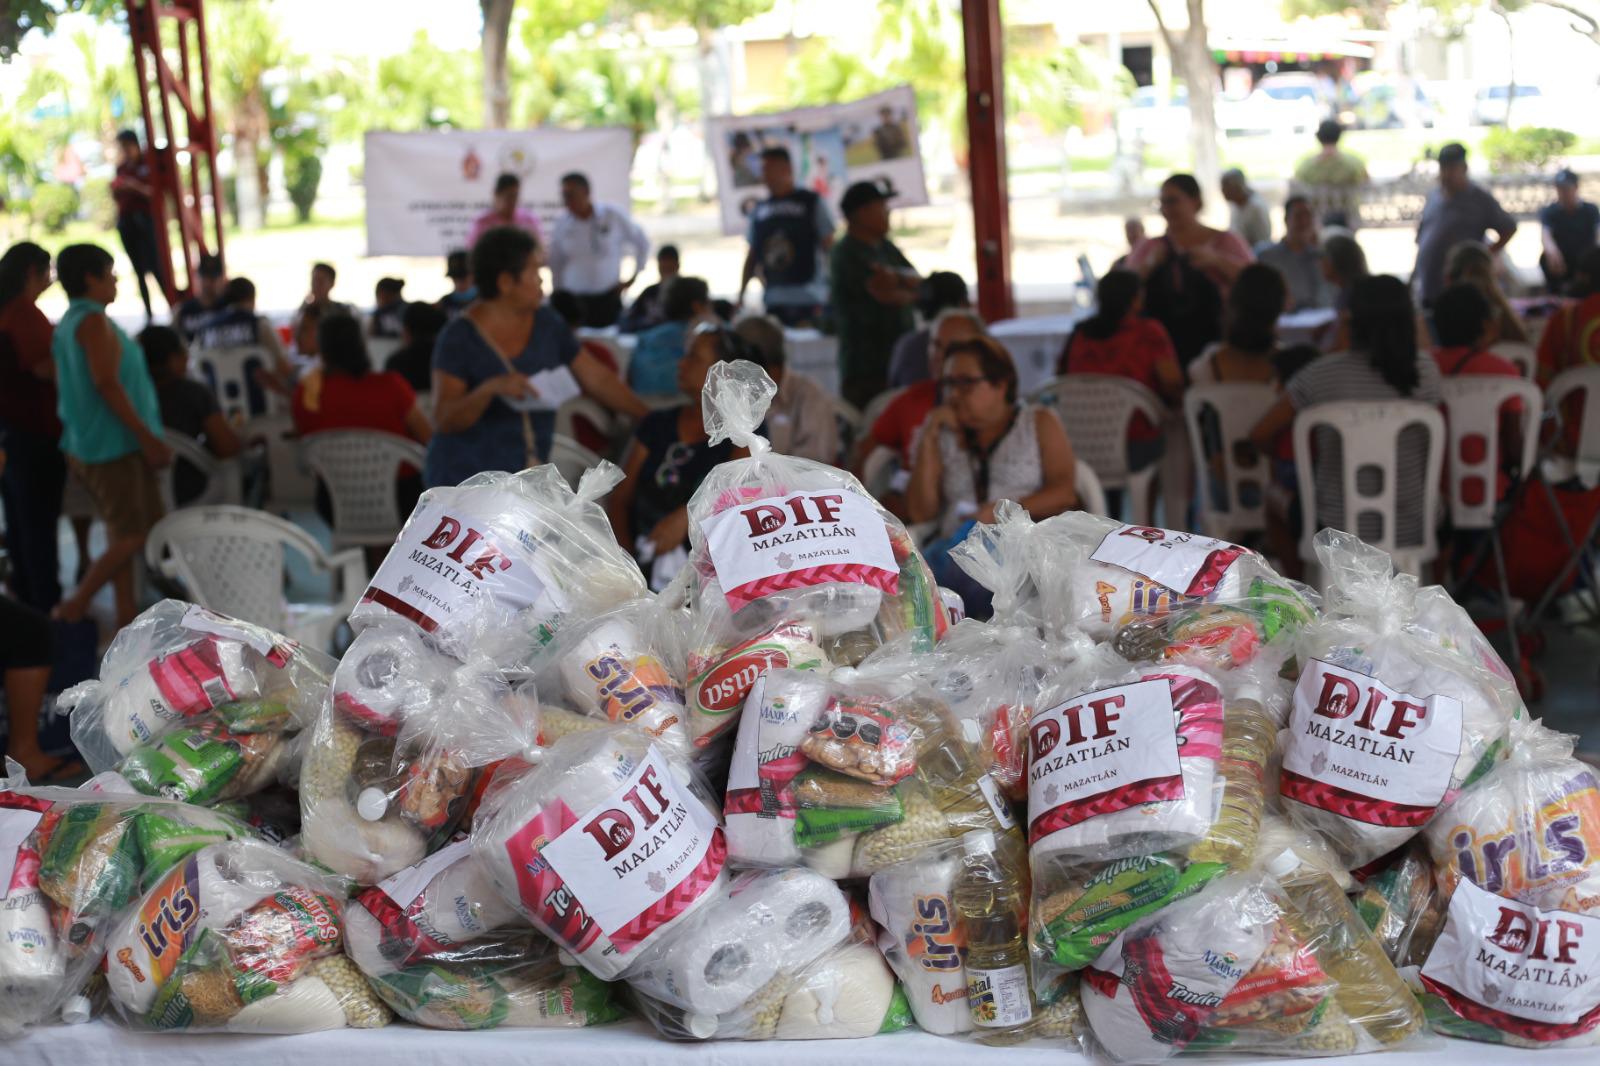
[64,600,331,771]
[1279,531,1521,868]
[349,462,645,663]
[1412,721,1600,1047]
[471,728,728,981]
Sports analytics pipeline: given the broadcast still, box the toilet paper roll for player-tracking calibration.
[868,850,970,1036]
[724,673,827,868]
[473,730,727,981]
[628,868,850,1016]
[776,941,896,1040]
[333,627,442,735]
[224,975,348,1034]
[558,620,690,760]
[103,848,266,1016]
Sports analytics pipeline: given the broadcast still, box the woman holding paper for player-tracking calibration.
[425,226,647,488]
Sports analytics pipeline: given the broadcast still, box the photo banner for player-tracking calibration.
[363,128,634,256]
[707,85,929,236]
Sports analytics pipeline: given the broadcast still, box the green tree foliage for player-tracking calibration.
[370,31,483,131]
[1482,125,1576,169]
[0,0,121,60]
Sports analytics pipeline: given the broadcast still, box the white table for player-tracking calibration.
[1277,307,1340,349]
[14,1017,1600,1066]
[990,311,1090,396]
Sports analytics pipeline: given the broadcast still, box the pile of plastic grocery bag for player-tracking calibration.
[4,359,1596,1059]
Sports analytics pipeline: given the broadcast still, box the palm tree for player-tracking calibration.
[208,0,290,230]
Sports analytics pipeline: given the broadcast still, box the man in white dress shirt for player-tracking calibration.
[547,171,651,328]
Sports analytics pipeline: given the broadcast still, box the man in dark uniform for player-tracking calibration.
[739,146,836,327]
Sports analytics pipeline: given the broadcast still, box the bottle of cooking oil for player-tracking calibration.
[953,829,1035,1044]
[1268,849,1424,1046]
[1188,684,1276,866]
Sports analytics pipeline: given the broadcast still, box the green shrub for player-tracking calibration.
[1482,126,1576,171]
[79,177,114,228]
[29,184,79,233]
[284,151,322,224]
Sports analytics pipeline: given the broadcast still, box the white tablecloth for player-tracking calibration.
[1277,307,1339,349]
[990,311,1090,396]
[14,1018,1599,1066]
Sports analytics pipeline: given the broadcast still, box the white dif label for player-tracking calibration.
[702,490,897,606]
[1089,524,1243,596]
[1027,678,1182,831]
[180,605,276,656]
[1282,658,1463,818]
[363,496,558,633]
[1422,879,1600,1027]
[539,747,719,939]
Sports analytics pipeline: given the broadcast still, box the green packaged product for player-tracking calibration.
[214,697,293,734]
[794,802,903,848]
[121,723,249,805]
[134,808,248,881]
[878,984,914,1033]
[37,804,142,931]
[1036,855,1225,969]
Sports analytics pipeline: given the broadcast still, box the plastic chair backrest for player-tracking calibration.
[143,505,328,633]
[366,336,402,368]
[549,434,602,490]
[1074,458,1109,516]
[861,385,907,431]
[1292,400,1445,577]
[1489,340,1535,379]
[861,446,898,501]
[193,346,271,419]
[157,433,235,510]
[1438,376,1543,530]
[300,430,427,547]
[1546,366,1600,483]
[1183,383,1280,540]
[1029,373,1163,489]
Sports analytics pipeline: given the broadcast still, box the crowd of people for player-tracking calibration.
[5,121,1600,775]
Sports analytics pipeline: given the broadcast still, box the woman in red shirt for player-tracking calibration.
[293,314,431,521]
[0,241,64,613]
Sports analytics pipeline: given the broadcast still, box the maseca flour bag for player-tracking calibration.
[471,727,727,981]
[1412,720,1600,1048]
[1279,530,1521,868]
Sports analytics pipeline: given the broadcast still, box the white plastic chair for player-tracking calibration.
[1543,366,1600,487]
[1030,373,1163,524]
[193,346,275,419]
[861,445,899,501]
[1183,383,1280,541]
[549,434,603,490]
[300,430,427,548]
[144,505,366,653]
[366,335,403,368]
[1292,400,1446,580]
[157,433,243,510]
[1489,340,1536,380]
[861,385,906,432]
[1074,458,1109,517]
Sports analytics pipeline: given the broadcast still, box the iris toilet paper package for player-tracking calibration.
[1280,531,1521,868]
[471,728,728,981]
[868,844,972,1035]
[64,601,332,771]
[101,840,390,1032]
[350,463,646,663]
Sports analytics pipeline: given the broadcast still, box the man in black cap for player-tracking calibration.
[1413,142,1516,310]
[172,253,227,342]
[830,179,919,409]
[436,250,477,319]
[1539,168,1599,294]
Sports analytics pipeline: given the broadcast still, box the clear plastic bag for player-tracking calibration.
[1080,864,1422,1062]
[100,839,390,1032]
[1409,719,1600,1047]
[868,839,979,1036]
[344,838,622,1029]
[680,362,945,758]
[470,726,728,981]
[522,596,693,763]
[1279,530,1522,868]
[349,462,646,664]
[727,666,1024,879]
[300,628,538,885]
[624,866,853,1037]
[0,770,261,1034]
[63,601,333,775]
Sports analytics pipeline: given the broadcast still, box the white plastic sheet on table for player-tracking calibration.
[15,1019,1600,1065]
[989,311,1091,396]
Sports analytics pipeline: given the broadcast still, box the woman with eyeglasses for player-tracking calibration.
[0,241,64,613]
[607,323,764,588]
[1128,173,1254,369]
[907,336,1076,616]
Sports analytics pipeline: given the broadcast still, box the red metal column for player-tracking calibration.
[961,0,1014,323]
[124,0,226,304]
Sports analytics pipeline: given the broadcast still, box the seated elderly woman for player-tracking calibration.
[607,323,765,589]
[907,334,1077,617]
